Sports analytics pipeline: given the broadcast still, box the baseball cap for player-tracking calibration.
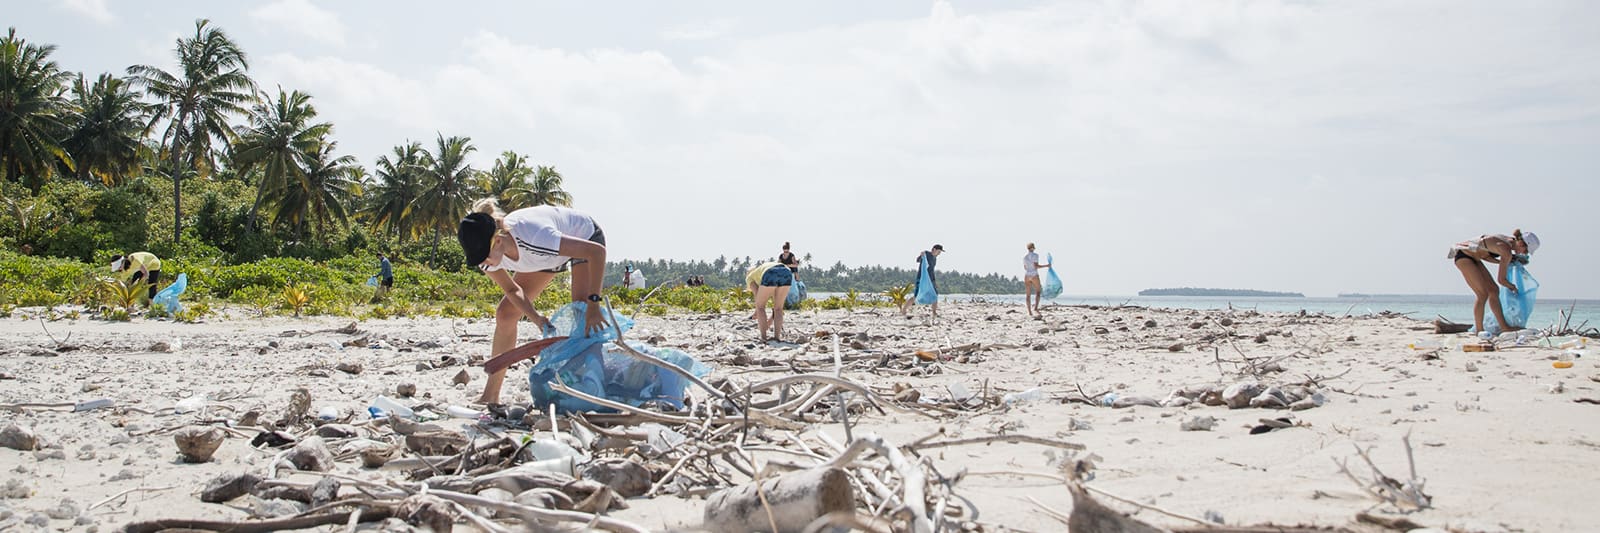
[457,212,496,268]
[1522,232,1540,254]
[932,244,945,251]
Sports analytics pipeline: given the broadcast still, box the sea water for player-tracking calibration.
[823,291,1600,331]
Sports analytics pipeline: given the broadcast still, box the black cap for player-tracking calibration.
[931,244,944,251]
[458,212,496,268]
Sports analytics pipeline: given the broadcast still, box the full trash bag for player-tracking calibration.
[785,279,807,310]
[1497,262,1539,330]
[529,302,712,413]
[914,255,938,305]
[152,273,187,314]
[1041,253,1063,299]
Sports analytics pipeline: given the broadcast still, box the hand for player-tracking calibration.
[1501,282,1518,294]
[531,313,553,332]
[583,303,607,337]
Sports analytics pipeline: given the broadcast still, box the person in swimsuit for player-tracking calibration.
[779,242,800,272]
[1449,229,1540,333]
[458,198,608,405]
[745,261,793,341]
[1022,243,1051,317]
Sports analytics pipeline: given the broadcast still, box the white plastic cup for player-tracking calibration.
[444,405,483,419]
[1004,387,1043,406]
[174,396,205,414]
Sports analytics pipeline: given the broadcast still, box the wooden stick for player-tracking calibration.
[117,507,394,533]
[909,434,1084,452]
[424,488,649,533]
[88,485,176,511]
[482,336,567,375]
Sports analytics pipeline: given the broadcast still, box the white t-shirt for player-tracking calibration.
[1023,252,1040,276]
[487,206,596,273]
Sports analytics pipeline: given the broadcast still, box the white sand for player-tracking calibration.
[1,302,1596,531]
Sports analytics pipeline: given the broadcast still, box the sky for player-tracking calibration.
[13,0,1600,297]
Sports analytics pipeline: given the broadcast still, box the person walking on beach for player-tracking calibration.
[1449,229,1540,333]
[745,261,793,342]
[458,198,608,406]
[372,252,394,302]
[900,244,944,318]
[779,242,800,272]
[622,265,634,289]
[110,251,162,304]
[1022,243,1051,317]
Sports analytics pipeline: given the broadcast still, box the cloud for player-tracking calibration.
[59,0,114,24]
[248,0,347,46]
[242,1,1600,296]
[661,18,738,41]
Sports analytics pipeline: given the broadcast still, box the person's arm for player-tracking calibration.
[557,235,607,335]
[485,269,550,328]
[1485,238,1518,293]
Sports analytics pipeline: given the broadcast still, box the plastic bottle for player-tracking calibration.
[1099,393,1119,407]
[174,396,205,414]
[369,396,415,420]
[1408,339,1441,350]
[73,398,115,412]
[1554,352,1575,369]
[1559,338,1589,350]
[445,405,483,419]
[1003,387,1043,406]
[317,406,340,421]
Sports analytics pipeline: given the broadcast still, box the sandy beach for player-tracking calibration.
[2,302,1597,532]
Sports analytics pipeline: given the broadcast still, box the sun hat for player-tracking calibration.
[458,212,496,268]
[1522,232,1540,254]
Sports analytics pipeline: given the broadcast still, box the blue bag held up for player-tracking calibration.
[152,273,187,314]
[785,279,807,310]
[366,276,378,287]
[1041,253,1063,299]
[1496,262,1539,330]
[914,255,938,305]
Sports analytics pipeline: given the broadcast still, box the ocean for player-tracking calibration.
[826,292,1600,332]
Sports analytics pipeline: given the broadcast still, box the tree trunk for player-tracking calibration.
[431,226,440,269]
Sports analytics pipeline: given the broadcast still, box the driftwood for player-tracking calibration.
[117,506,394,533]
[703,467,855,533]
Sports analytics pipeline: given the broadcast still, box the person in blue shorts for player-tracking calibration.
[745,261,793,342]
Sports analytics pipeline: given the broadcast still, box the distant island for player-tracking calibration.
[1139,288,1305,297]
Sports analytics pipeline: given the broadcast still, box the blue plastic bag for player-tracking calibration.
[1041,253,1063,299]
[914,255,938,305]
[529,302,712,413]
[1496,262,1538,330]
[785,279,807,310]
[152,273,187,314]
[365,276,378,287]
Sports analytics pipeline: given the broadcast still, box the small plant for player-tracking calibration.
[884,283,913,308]
[282,284,312,317]
[103,307,130,322]
[99,277,142,314]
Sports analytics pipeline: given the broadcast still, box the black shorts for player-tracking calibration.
[380,276,394,288]
[538,223,605,273]
[760,266,793,287]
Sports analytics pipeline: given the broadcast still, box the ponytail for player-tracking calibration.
[471,198,505,220]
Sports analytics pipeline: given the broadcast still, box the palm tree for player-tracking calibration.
[0,28,75,193]
[127,19,255,242]
[514,165,573,207]
[232,87,330,227]
[365,141,426,241]
[62,73,151,186]
[413,133,477,266]
[263,140,356,241]
[474,150,533,208]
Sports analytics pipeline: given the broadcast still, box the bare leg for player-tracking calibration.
[773,285,791,341]
[480,271,556,405]
[754,285,774,340]
[1455,258,1496,333]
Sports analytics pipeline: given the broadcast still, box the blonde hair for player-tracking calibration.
[471,198,506,221]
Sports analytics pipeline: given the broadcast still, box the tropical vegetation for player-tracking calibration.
[0,23,1016,321]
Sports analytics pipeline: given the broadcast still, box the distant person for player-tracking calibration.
[900,244,944,318]
[1022,243,1051,317]
[745,261,793,342]
[1449,229,1540,333]
[458,198,608,406]
[110,251,162,304]
[779,242,800,272]
[372,252,394,302]
[622,265,634,289]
